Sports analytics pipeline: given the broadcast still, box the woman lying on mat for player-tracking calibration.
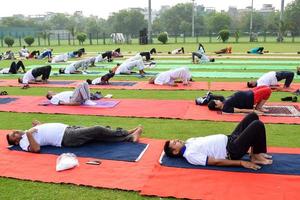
[164,112,272,170]
[148,67,192,86]
[6,121,143,153]
[214,46,232,54]
[168,47,185,54]
[208,86,272,114]
[0,60,26,74]
[247,71,295,91]
[18,65,52,88]
[46,82,96,106]
[247,47,268,54]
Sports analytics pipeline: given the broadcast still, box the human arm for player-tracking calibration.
[233,108,264,115]
[207,157,261,170]
[26,128,40,153]
[32,120,42,127]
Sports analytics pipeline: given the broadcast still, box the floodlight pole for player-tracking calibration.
[277,0,285,42]
[148,0,152,44]
[192,0,195,37]
[249,0,254,42]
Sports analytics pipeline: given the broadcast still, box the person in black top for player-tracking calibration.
[208,86,272,113]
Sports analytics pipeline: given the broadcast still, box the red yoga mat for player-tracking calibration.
[0,96,299,124]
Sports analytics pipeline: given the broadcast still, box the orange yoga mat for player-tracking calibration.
[0,79,299,91]
[0,96,299,124]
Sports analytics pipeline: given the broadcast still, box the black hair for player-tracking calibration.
[6,134,15,145]
[247,81,256,88]
[46,94,52,100]
[59,68,65,74]
[164,141,182,158]
[86,79,92,85]
[114,48,121,53]
[210,58,215,62]
[208,100,219,111]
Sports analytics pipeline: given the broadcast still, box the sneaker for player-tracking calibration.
[84,100,97,106]
[281,96,293,101]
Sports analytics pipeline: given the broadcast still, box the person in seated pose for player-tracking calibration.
[148,67,192,86]
[3,50,15,60]
[247,71,295,90]
[59,59,91,74]
[115,59,145,75]
[19,46,30,57]
[46,82,96,106]
[6,120,143,153]
[208,86,272,113]
[214,46,232,54]
[38,49,53,59]
[247,47,264,54]
[168,47,185,54]
[0,60,26,74]
[18,65,51,87]
[192,43,215,63]
[164,112,272,170]
[86,65,119,85]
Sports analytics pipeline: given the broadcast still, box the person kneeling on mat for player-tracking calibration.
[46,82,97,106]
[208,86,272,114]
[148,67,192,86]
[164,112,272,170]
[6,121,143,153]
[18,65,51,88]
[247,71,295,90]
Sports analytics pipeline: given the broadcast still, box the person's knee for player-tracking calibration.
[248,112,259,121]
[251,120,265,133]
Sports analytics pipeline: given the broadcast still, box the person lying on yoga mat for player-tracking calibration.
[6,120,143,153]
[93,51,113,63]
[27,50,40,59]
[46,82,96,106]
[208,86,272,113]
[68,48,85,58]
[38,49,53,59]
[112,48,123,57]
[140,48,156,61]
[115,59,146,75]
[168,47,185,54]
[86,65,119,85]
[214,46,232,54]
[247,47,265,54]
[148,67,192,86]
[164,112,272,170]
[59,58,91,74]
[192,43,215,63]
[247,71,295,91]
[18,65,52,88]
[50,53,69,63]
[0,60,26,74]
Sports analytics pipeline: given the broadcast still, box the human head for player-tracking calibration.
[164,139,185,158]
[208,100,223,111]
[46,91,55,100]
[6,131,24,145]
[86,79,92,85]
[148,76,156,84]
[247,80,257,88]
[18,77,23,84]
[23,46,26,49]
[59,68,65,74]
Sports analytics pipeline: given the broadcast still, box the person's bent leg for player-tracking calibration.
[281,72,294,88]
[70,82,90,103]
[229,112,259,139]
[16,61,26,72]
[8,61,17,74]
[41,65,51,81]
[253,86,272,111]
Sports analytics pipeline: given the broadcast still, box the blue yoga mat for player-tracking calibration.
[161,153,300,175]
[0,97,18,104]
[49,81,76,85]
[10,142,148,162]
[108,82,137,86]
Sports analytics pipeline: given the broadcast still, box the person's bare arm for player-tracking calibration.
[26,128,40,153]
[207,157,261,170]
[32,120,42,127]
[233,108,263,114]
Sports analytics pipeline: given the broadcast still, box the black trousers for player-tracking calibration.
[62,126,133,147]
[192,52,202,62]
[276,71,294,87]
[9,61,25,74]
[226,112,267,160]
[140,52,151,60]
[32,65,51,80]
[102,51,112,61]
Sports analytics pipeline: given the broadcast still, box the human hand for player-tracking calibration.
[241,161,261,170]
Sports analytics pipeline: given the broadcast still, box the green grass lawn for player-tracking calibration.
[0,43,299,200]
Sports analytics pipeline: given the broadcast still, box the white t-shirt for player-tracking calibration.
[0,68,9,74]
[257,71,278,87]
[115,60,144,74]
[19,123,68,151]
[22,69,35,84]
[95,54,104,63]
[52,54,68,63]
[171,48,181,54]
[92,77,101,85]
[155,67,191,85]
[183,134,228,166]
[125,53,142,63]
[50,91,73,105]
[200,54,210,63]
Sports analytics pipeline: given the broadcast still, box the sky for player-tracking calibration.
[0,0,295,18]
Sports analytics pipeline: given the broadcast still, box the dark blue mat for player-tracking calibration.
[109,82,137,86]
[10,142,148,162]
[0,97,18,104]
[49,81,75,85]
[161,153,300,175]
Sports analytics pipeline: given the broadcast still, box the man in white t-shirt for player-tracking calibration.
[115,60,145,75]
[51,53,69,63]
[164,113,272,170]
[18,65,52,88]
[148,67,192,86]
[59,58,91,74]
[46,82,96,106]
[6,121,143,153]
[247,71,295,90]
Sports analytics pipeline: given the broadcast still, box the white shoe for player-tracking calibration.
[84,100,97,106]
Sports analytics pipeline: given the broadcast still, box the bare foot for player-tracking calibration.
[260,153,272,159]
[251,154,273,165]
[131,127,143,142]
[258,108,269,113]
[128,125,143,134]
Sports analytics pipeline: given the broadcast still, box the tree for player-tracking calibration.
[24,35,35,46]
[285,0,300,35]
[218,29,230,42]
[77,32,87,45]
[157,32,168,44]
[4,36,14,47]
[207,13,231,33]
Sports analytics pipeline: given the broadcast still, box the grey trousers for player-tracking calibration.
[70,82,90,104]
[62,125,133,147]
